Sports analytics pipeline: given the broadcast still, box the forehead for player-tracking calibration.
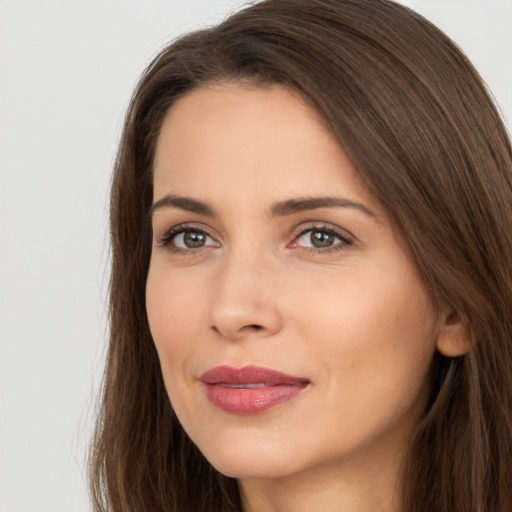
[154,83,322,172]
[152,82,378,214]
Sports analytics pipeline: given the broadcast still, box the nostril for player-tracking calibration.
[210,324,263,335]
[246,324,263,331]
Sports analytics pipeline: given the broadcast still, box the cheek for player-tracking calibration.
[146,268,204,379]
[283,273,438,457]
[293,267,438,397]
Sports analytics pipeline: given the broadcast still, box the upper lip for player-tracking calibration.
[200,365,310,386]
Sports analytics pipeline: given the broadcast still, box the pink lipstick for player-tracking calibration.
[200,365,310,414]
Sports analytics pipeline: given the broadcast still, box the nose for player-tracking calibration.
[208,249,283,341]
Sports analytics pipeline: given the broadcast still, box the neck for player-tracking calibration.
[238,440,404,512]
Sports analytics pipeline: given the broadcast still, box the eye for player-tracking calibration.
[290,225,353,253]
[159,226,219,251]
[297,229,340,248]
[173,230,214,249]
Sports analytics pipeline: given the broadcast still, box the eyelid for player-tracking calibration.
[156,222,220,250]
[155,220,353,255]
[288,222,354,252]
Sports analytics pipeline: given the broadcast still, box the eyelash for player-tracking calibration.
[156,223,353,255]
[291,224,353,254]
[157,224,215,255]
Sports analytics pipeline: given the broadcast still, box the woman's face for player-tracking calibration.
[146,83,441,483]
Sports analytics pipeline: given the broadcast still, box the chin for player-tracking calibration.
[193,428,306,480]
[208,454,302,480]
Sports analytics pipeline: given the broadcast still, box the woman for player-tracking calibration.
[89,1,512,511]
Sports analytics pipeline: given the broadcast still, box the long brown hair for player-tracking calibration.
[89,1,512,510]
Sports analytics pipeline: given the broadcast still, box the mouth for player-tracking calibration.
[199,365,310,414]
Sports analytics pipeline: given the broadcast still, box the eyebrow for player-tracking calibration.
[149,194,215,217]
[270,196,377,219]
[149,193,377,220]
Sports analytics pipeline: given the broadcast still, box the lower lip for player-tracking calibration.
[203,383,307,414]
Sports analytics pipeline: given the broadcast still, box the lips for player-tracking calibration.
[199,365,310,414]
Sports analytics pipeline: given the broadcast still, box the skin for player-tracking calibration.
[146,83,456,512]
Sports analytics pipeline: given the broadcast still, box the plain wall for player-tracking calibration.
[0,1,510,511]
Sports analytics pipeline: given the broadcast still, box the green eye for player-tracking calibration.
[310,230,336,247]
[297,229,341,248]
[171,230,216,249]
[183,231,207,248]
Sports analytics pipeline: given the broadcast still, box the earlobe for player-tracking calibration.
[436,312,473,357]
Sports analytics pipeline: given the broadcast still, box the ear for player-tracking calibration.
[436,311,473,357]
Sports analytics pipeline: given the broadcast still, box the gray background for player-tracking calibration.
[0,1,510,511]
